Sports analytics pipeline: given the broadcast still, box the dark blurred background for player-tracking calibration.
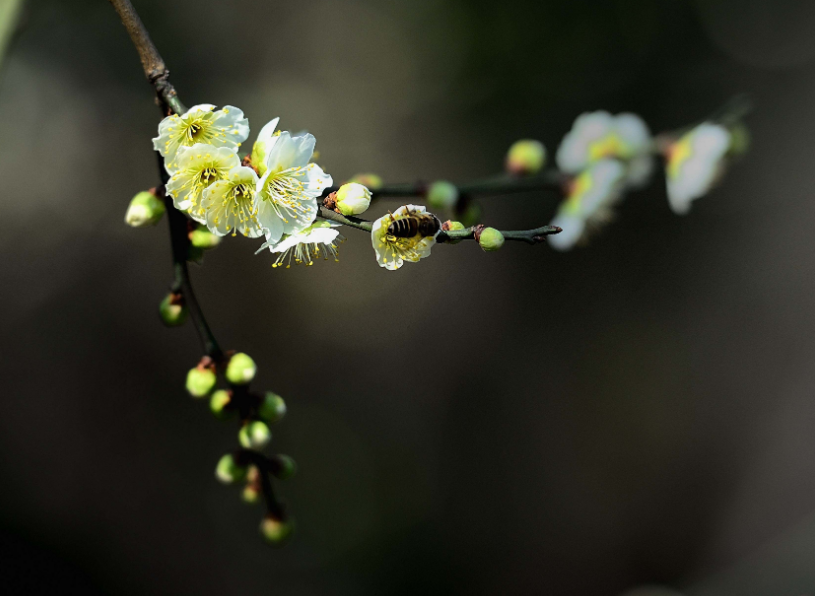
[1,0,815,594]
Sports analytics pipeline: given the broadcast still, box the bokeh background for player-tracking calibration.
[1,0,815,594]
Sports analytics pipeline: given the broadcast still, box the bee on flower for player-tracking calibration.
[153,104,249,172]
[664,123,732,215]
[256,221,344,268]
[556,111,653,188]
[165,144,240,216]
[371,205,440,270]
[548,159,626,251]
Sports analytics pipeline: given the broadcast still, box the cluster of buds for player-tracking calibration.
[184,351,295,545]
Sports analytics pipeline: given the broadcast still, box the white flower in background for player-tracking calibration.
[371,205,438,271]
[665,123,731,215]
[255,131,332,243]
[166,144,240,216]
[256,220,343,268]
[334,182,372,216]
[249,117,281,177]
[556,111,653,187]
[199,166,262,237]
[153,104,249,171]
[548,159,626,251]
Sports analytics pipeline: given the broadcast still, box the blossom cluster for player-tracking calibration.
[546,111,742,250]
[153,105,341,265]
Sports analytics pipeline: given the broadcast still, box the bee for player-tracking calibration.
[387,208,441,240]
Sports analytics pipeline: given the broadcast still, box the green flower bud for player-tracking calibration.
[478,227,505,252]
[125,190,165,227]
[728,123,750,157]
[226,352,257,385]
[348,173,383,190]
[242,483,261,503]
[459,201,482,227]
[442,220,466,245]
[158,293,187,327]
[189,225,222,249]
[258,392,286,424]
[215,454,247,484]
[186,365,216,398]
[260,515,294,545]
[506,139,546,175]
[272,455,297,480]
[239,420,272,449]
[209,389,234,419]
[427,180,459,211]
[335,182,372,216]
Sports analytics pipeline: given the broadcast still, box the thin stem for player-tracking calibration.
[107,0,185,114]
[319,170,565,201]
[317,207,561,244]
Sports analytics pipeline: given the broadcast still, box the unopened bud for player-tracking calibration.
[348,173,383,190]
[186,363,216,398]
[215,454,247,484]
[506,139,546,175]
[209,389,234,419]
[226,352,256,385]
[239,420,271,449]
[125,190,165,227]
[334,183,372,216]
[442,220,466,244]
[427,180,459,211]
[242,466,261,503]
[478,227,505,252]
[260,515,294,545]
[459,201,482,227]
[271,455,297,480]
[158,293,187,327]
[258,392,286,424]
[189,225,221,249]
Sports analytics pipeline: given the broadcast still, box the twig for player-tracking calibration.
[317,207,561,244]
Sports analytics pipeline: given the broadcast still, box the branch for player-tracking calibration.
[317,207,561,245]
[319,170,565,201]
[107,0,185,114]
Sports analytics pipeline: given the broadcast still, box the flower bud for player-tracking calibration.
[186,364,216,398]
[215,454,247,484]
[242,483,261,503]
[239,420,272,449]
[226,352,256,385]
[427,180,459,211]
[335,182,372,216]
[260,515,294,545]
[478,227,505,252]
[258,392,286,424]
[125,190,165,227]
[271,455,297,480]
[348,173,383,190]
[441,220,466,244]
[209,389,234,419]
[506,139,546,175]
[189,225,221,249]
[158,293,187,327]
[459,201,482,227]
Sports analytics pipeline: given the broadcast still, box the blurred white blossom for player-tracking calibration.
[665,123,731,215]
[548,159,626,251]
[557,111,653,187]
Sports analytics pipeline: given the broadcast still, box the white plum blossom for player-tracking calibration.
[250,117,280,177]
[153,104,249,172]
[556,111,653,187]
[166,144,240,217]
[548,159,626,251]
[255,130,332,244]
[199,166,262,237]
[665,123,731,215]
[371,205,438,271]
[256,220,343,268]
